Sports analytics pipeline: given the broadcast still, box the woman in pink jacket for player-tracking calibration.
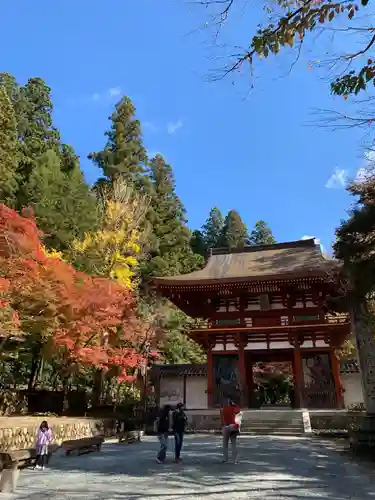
[34,420,53,470]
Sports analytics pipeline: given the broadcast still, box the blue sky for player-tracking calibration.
[0,0,370,253]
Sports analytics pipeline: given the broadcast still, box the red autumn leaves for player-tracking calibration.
[0,204,153,381]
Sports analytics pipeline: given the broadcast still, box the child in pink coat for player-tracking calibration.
[34,420,53,470]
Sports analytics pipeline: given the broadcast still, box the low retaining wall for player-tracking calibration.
[309,410,365,434]
[145,409,367,435]
[0,417,119,451]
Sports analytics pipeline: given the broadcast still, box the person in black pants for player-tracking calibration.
[156,405,172,464]
[172,403,187,464]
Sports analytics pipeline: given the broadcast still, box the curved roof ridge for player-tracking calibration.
[154,239,340,286]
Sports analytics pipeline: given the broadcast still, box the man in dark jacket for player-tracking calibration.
[156,405,172,464]
[172,402,188,463]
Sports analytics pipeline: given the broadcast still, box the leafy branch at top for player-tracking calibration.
[203,0,374,99]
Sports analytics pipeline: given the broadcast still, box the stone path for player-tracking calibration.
[4,435,375,499]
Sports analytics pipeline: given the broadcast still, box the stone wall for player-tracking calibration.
[309,410,365,433]
[145,409,367,434]
[0,417,119,451]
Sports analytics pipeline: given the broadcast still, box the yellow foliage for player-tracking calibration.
[71,197,144,291]
[41,246,64,260]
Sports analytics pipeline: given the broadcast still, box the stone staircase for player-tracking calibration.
[239,409,309,436]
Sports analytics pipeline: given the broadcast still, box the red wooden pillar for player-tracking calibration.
[293,339,304,408]
[238,336,248,408]
[246,354,254,407]
[207,345,213,408]
[330,347,345,409]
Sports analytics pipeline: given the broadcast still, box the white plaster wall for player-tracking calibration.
[186,377,208,409]
[159,377,184,407]
[341,372,364,407]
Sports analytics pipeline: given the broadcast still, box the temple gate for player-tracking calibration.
[154,239,351,409]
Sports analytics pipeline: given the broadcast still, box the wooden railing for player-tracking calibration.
[205,313,350,329]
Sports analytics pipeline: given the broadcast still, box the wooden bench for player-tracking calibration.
[62,436,104,456]
[0,445,59,493]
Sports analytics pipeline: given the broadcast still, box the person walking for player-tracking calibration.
[220,399,242,464]
[155,405,172,464]
[172,402,187,464]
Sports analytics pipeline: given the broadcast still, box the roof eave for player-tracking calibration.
[153,269,335,288]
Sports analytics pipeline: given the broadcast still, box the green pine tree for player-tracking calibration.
[190,229,207,257]
[17,77,60,179]
[59,143,79,174]
[24,150,98,251]
[0,73,20,106]
[143,154,203,278]
[158,307,206,364]
[218,210,249,250]
[89,96,148,190]
[0,86,19,206]
[202,206,224,252]
[249,220,276,245]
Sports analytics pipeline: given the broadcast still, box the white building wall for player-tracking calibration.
[341,372,365,408]
[159,377,184,407]
[186,377,208,409]
[158,376,208,409]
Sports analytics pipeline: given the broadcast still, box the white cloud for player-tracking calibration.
[167,119,183,135]
[108,87,122,98]
[354,150,375,183]
[301,235,326,254]
[89,87,122,103]
[325,167,347,189]
[144,121,159,133]
[301,235,321,246]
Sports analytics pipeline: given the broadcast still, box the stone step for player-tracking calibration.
[241,430,305,436]
[242,420,304,425]
[240,409,306,436]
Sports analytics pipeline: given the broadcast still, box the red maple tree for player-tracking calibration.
[0,204,155,382]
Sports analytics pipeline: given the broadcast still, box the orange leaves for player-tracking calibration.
[0,203,156,378]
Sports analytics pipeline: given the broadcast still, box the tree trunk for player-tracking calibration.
[92,369,104,406]
[28,353,40,392]
[349,295,375,415]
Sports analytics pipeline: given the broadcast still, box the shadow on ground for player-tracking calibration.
[10,436,375,500]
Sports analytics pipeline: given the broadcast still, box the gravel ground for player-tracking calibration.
[3,435,375,500]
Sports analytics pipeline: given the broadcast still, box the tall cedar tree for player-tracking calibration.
[334,174,375,413]
[144,154,203,277]
[16,78,60,195]
[190,229,207,257]
[0,73,98,252]
[202,207,224,252]
[89,96,148,191]
[218,210,249,250]
[249,220,276,245]
[0,73,19,107]
[24,150,98,251]
[0,87,19,206]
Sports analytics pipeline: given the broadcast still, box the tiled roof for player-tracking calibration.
[154,239,339,286]
[150,364,208,378]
